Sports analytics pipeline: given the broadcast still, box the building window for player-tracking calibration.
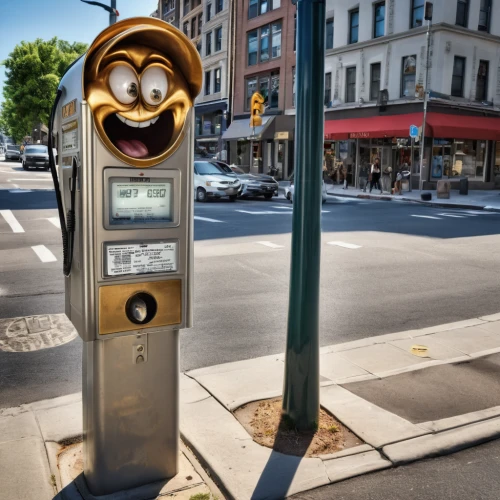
[479,0,491,32]
[476,60,489,101]
[411,0,424,28]
[184,0,190,16]
[456,0,469,27]
[216,0,223,14]
[191,17,196,39]
[349,9,359,44]
[249,0,273,20]
[374,2,385,38]
[206,32,212,56]
[324,72,332,106]
[345,67,356,103]
[294,14,297,52]
[245,72,279,110]
[215,26,222,51]
[292,66,296,107]
[198,13,203,35]
[205,71,211,95]
[214,68,221,93]
[326,18,334,49]
[451,56,466,97]
[248,30,258,65]
[401,55,417,97]
[196,41,202,54]
[370,63,381,101]
[183,21,188,36]
[248,22,281,66]
[246,77,258,110]
[206,2,212,22]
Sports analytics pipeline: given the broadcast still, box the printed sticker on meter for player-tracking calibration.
[106,242,178,276]
[110,180,173,224]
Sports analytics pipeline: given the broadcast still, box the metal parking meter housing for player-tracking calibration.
[52,18,201,496]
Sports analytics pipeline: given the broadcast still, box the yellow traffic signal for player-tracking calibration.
[250,92,265,127]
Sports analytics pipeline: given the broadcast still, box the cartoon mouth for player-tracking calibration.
[103,110,175,159]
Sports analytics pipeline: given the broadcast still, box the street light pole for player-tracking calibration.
[110,0,117,25]
[419,4,433,190]
[80,1,119,26]
[282,0,325,431]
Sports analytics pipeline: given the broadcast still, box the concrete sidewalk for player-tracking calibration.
[3,313,500,499]
[326,185,500,211]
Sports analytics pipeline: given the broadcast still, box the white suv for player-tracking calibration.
[194,161,241,202]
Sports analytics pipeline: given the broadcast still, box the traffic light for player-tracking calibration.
[424,2,433,21]
[250,92,265,127]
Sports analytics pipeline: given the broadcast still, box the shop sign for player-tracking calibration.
[274,131,290,140]
[349,132,370,139]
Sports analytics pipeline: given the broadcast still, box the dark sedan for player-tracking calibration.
[214,162,279,200]
[22,145,50,170]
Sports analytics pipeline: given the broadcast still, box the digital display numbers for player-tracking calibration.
[110,179,173,224]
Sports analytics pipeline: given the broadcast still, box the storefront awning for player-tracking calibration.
[324,113,424,140]
[222,116,275,141]
[426,112,500,140]
[325,112,500,141]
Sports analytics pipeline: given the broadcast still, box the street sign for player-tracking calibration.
[409,125,419,138]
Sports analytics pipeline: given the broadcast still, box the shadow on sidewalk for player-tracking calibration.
[250,420,314,500]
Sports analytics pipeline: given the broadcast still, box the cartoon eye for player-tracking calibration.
[141,67,168,106]
[109,65,139,105]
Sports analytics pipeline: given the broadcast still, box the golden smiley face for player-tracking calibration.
[84,19,202,167]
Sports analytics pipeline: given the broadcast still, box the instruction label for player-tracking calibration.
[106,242,177,276]
[62,119,78,152]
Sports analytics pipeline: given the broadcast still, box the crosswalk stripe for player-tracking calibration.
[236,210,293,215]
[31,245,57,263]
[9,189,32,193]
[411,215,442,220]
[0,210,25,233]
[438,213,466,218]
[327,241,362,249]
[271,206,293,210]
[256,241,284,249]
[194,216,224,223]
[48,217,61,228]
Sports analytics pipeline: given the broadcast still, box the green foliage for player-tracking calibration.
[1,38,88,143]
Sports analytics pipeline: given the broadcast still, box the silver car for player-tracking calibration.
[5,145,21,162]
[215,162,279,200]
[22,145,50,170]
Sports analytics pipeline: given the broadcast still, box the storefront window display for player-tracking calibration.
[494,142,500,177]
[433,139,487,179]
[228,140,251,171]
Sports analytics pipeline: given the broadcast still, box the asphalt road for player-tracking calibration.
[2,159,500,407]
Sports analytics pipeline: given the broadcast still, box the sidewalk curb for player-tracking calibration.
[327,191,499,212]
[383,416,500,466]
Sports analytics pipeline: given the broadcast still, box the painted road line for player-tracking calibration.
[31,245,57,263]
[438,213,467,218]
[411,215,442,220]
[9,178,53,182]
[9,189,32,193]
[0,210,25,233]
[194,216,225,223]
[272,206,293,210]
[237,210,330,215]
[48,217,61,228]
[327,241,362,250]
[256,241,284,249]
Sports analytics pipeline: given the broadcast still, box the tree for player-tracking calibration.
[1,38,88,143]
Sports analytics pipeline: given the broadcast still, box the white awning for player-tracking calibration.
[222,116,275,141]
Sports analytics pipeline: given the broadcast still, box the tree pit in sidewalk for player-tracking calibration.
[234,397,362,457]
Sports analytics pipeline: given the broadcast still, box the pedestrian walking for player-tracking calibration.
[382,165,392,193]
[369,158,382,194]
[393,166,403,195]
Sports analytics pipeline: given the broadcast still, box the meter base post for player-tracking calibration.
[83,330,179,497]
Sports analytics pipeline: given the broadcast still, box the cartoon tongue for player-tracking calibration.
[115,140,149,158]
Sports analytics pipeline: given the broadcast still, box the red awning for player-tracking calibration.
[325,111,500,141]
[426,112,500,140]
[324,113,423,140]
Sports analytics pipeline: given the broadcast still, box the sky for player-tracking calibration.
[0,0,159,103]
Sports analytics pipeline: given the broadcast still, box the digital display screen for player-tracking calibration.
[110,179,173,224]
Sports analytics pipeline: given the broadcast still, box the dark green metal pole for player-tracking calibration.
[110,0,117,25]
[282,0,325,431]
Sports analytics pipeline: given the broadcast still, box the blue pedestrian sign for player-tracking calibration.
[409,125,419,138]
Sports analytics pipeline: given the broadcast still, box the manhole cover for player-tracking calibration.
[0,314,77,352]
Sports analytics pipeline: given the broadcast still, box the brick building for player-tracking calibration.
[222,0,297,178]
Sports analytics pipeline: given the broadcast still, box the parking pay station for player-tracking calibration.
[50,18,202,495]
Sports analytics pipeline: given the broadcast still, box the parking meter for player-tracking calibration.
[50,18,201,495]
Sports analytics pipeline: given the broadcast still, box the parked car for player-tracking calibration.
[21,144,50,170]
[194,160,241,202]
[5,144,21,162]
[214,162,279,200]
[285,174,328,204]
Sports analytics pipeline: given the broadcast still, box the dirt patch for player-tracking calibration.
[234,397,362,457]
